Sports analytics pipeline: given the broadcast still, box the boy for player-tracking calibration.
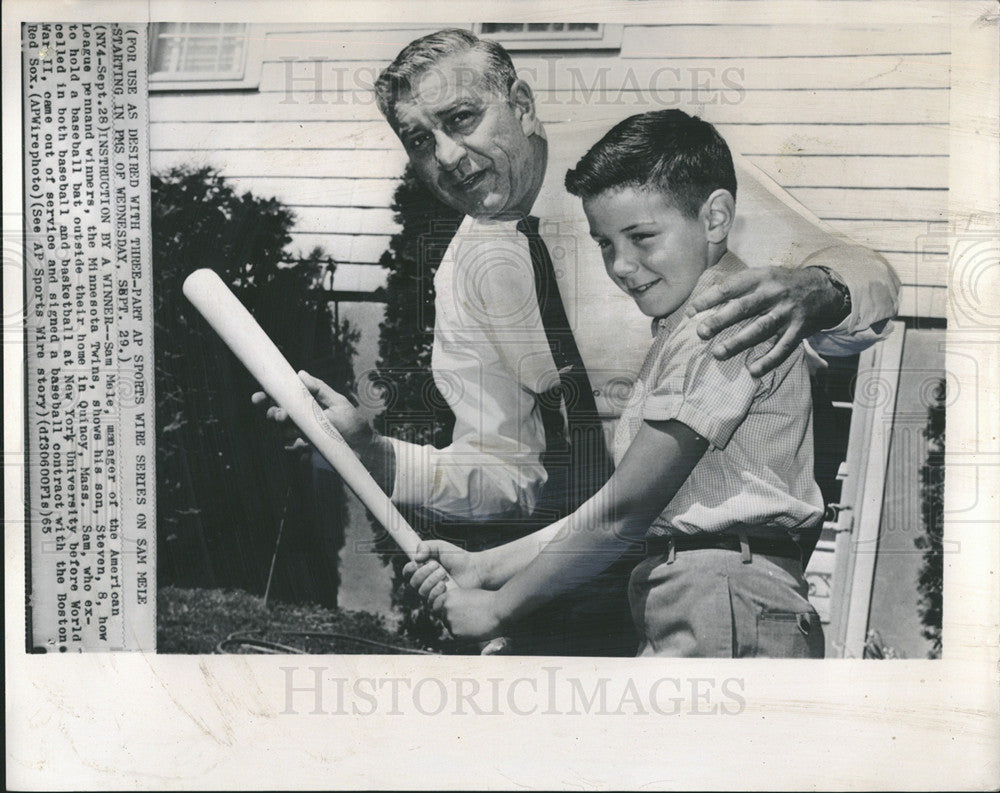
[406,109,826,657]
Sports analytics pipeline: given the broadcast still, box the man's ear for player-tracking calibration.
[703,189,735,244]
[509,79,545,138]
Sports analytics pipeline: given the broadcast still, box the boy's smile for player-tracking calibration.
[584,187,714,319]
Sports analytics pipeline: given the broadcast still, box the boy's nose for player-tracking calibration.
[612,252,640,278]
[433,130,465,170]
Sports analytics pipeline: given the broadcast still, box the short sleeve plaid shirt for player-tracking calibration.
[612,251,824,537]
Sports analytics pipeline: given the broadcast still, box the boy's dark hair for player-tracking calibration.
[565,110,737,218]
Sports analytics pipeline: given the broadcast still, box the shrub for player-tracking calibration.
[152,166,357,609]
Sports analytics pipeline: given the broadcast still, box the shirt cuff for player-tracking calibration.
[384,436,435,508]
[643,395,739,450]
[810,263,860,336]
[805,246,899,336]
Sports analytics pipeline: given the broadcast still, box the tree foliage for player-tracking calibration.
[370,166,466,648]
[152,166,358,608]
[915,377,945,658]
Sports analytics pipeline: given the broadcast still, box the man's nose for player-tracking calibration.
[433,130,465,170]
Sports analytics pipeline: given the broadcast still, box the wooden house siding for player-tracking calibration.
[149,20,950,341]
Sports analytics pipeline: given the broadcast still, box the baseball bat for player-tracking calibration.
[182,267,431,561]
[183,269,511,655]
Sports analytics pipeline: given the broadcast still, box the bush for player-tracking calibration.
[152,166,358,608]
[370,167,465,649]
[915,378,945,658]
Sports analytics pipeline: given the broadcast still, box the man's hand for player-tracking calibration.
[685,265,849,377]
[252,370,395,491]
[252,370,372,449]
[403,541,486,596]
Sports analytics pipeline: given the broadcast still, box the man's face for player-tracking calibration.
[392,51,540,219]
[584,187,710,319]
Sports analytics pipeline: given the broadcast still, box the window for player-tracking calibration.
[474,23,623,50]
[149,23,263,90]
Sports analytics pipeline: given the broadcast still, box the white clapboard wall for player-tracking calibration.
[149,21,950,326]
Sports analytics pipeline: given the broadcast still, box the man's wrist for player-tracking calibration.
[807,265,853,330]
[489,586,516,632]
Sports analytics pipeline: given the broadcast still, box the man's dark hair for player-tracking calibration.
[565,109,737,218]
[374,29,518,129]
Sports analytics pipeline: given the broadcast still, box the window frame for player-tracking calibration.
[472,23,623,51]
[824,321,907,658]
[148,22,265,92]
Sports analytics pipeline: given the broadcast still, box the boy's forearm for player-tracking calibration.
[492,507,645,629]
[488,420,708,629]
[477,519,568,589]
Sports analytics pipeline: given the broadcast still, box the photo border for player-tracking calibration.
[4,1,998,789]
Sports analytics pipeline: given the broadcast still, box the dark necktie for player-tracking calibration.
[516,215,614,518]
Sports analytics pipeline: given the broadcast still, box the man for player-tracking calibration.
[261,28,898,654]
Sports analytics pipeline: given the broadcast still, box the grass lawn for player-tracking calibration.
[157,586,427,654]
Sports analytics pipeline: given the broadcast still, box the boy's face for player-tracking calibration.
[584,187,710,318]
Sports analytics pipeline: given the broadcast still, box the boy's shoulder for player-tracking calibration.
[692,249,749,299]
[656,252,807,386]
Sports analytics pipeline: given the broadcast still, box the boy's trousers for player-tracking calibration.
[629,544,825,658]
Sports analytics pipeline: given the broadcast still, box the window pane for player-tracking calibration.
[481,23,528,34]
[151,35,184,73]
[218,38,245,70]
[150,22,247,76]
[183,38,222,71]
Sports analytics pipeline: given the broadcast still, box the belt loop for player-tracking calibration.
[738,530,751,564]
[666,536,676,565]
[789,530,805,568]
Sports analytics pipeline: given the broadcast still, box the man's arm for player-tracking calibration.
[256,355,549,522]
[690,154,900,375]
[384,343,549,520]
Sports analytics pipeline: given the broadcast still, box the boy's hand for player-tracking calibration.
[686,266,847,377]
[429,587,506,642]
[403,541,485,595]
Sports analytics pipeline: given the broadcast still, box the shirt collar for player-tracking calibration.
[652,250,746,337]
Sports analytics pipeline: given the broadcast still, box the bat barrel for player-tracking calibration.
[182,268,430,563]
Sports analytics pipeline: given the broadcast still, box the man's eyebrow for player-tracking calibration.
[435,99,478,118]
[396,122,425,139]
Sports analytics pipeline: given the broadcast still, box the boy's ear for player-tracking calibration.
[703,189,735,244]
[509,79,545,139]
